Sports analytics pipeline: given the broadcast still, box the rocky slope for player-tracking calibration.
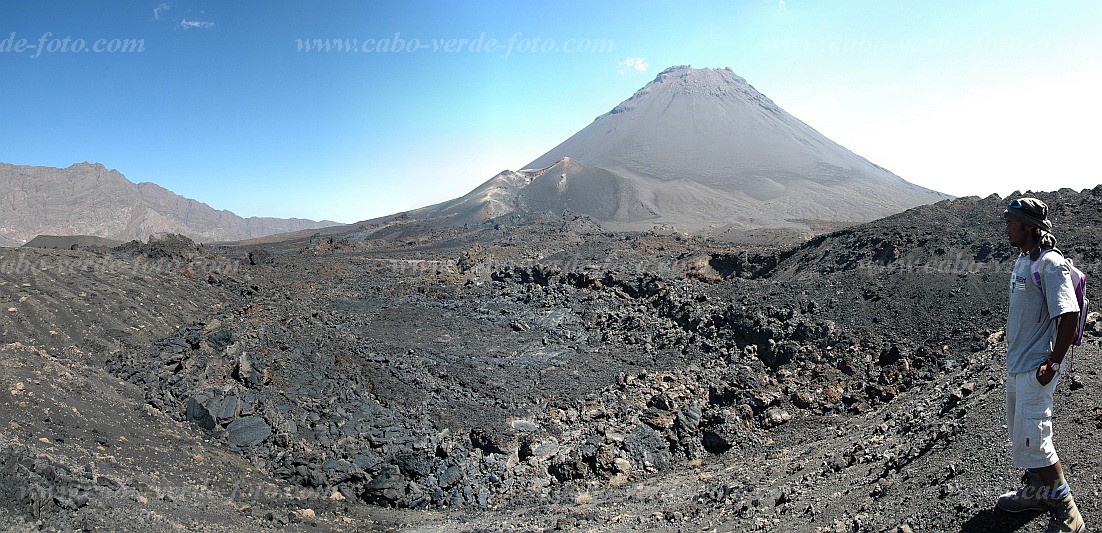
[1,189,1100,531]
[0,162,340,245]
[22,235,124,250]
[769,187,1102,281]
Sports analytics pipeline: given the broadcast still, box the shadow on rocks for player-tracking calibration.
[960,508,1042,532]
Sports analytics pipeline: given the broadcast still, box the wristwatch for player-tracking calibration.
[1047,358,1062,372]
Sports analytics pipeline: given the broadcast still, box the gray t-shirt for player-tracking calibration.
[1006,250,1080,374]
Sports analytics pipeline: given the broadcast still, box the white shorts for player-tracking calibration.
[1005,369,1062,469]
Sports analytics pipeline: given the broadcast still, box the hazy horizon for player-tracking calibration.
[2,1,1100,223]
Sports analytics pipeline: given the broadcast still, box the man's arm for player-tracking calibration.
[1037,310,1080,385]
[1052,311,1080,362]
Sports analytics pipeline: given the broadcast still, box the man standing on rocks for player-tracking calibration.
[997,197,1085,532]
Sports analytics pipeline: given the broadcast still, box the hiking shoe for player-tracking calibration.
[996,470,1046,513]
[1045,492,1086,533]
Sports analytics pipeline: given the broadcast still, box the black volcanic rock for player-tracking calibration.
[226,416,272,448]
[10,185,1102,530]
[186,398,217,431]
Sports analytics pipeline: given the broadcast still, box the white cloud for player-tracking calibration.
[180,19,215,30]
[153,3,169,21]
[617,57,649,74]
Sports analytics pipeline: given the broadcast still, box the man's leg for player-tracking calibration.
[1037,460,1083,532]
[997,372,1046,512]
[1034,461,1064,490]
[1024,372,1084,533]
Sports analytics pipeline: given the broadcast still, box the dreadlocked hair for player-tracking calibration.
[1029,229,1059,260]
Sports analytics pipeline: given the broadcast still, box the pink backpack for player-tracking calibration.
[1031,250,1089,370]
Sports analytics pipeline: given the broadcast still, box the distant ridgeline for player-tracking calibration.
[0,162,340,245]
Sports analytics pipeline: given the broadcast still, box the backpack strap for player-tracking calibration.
[1030,249,1057,323]
[1029,249,1059,287]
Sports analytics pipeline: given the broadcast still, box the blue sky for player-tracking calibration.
[1,1,1100,223]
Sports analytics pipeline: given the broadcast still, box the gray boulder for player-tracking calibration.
[226,416,272,448]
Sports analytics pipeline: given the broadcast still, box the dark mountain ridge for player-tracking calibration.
[0,162,340,244]
[768,186,1102,280]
